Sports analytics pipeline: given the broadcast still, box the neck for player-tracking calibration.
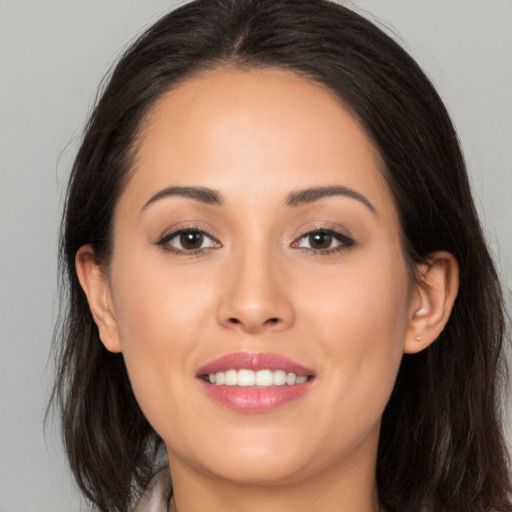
[167,448,382,512]
[169,495,383,512]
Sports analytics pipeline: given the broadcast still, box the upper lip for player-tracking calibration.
[197,352,315,377]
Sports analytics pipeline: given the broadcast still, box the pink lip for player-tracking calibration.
[197,352,314,377]
[197,352,315,414]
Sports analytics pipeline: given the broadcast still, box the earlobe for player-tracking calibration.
[75,245,122,353]
[404,251,459,354]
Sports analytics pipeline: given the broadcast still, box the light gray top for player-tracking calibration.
[132,468,172,512]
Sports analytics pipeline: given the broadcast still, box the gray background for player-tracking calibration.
[1,1,511,511]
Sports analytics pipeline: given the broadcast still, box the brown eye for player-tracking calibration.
[294,229,355,253]
[158,228,220,253]
[308,232,333,249]
[180,231,204,250]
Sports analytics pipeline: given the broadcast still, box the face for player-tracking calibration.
[94,68,418,487]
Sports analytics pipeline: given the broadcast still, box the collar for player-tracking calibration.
[131,467,172,512]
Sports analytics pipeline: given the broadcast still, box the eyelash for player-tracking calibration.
[156,226,220,255]
[156,226,355,256]
[291,228,355,255]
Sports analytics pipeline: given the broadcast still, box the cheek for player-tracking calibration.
[111,234,218,339]
[298,251,409,435]
[300,248,410,347]
[113,270,207,352]
[109,253,217,430]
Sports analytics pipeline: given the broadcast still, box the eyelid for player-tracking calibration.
[291,227,355,254]
[156,225,221,254]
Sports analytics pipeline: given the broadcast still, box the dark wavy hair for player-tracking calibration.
[50,0,511,510]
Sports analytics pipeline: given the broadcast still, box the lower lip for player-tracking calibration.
[199,380,312,413]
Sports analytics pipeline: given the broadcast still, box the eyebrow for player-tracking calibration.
[286,186,376,214]
[142,186,223,210]
[142,184,375,214]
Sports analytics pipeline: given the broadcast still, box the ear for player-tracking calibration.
[404,251,459,354]
[75,245,122,353]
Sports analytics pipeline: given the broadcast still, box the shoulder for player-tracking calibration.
[131,467,172,512]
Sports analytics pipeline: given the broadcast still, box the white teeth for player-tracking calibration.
[273,370,286,386]
[286,372,296,385]
[207,369,309,387]
[255,369,273,386]
[237,369,256,387]
[225,369,238,386]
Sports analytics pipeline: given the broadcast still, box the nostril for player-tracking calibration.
[227,317,279,327]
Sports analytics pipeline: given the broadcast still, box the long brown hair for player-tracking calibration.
[50,1,511,510]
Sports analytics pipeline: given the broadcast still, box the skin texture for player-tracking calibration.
[76,68,458,512]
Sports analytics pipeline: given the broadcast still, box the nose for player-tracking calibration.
[216,250,295,334]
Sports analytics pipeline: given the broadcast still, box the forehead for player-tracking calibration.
[125,67,394,217]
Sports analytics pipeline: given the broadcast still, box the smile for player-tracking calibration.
[197,352,315,413]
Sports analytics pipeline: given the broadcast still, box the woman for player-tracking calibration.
[51,0,512,511]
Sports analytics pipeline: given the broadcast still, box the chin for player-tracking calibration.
[167,431,317,486]
[202,454,311,486]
